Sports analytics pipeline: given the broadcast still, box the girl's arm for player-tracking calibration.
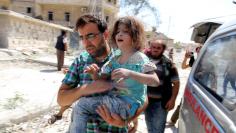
[128,71,159,87]
[111,68,159,87]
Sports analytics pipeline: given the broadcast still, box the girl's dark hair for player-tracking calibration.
[110,16,145,51]
[75,14,107,33]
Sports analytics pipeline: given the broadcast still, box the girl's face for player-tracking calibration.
[115,23,133,51]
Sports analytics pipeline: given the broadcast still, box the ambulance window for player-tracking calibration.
[194,35,236,111]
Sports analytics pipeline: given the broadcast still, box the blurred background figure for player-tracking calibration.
[182,45,202,69]
[55,30,68,71]
[168,48,174,62]
[223,60,236,97]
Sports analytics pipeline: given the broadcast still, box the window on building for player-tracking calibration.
[1,6,8,10]
[105,16,109,23]
[108,0,111,2]
[65,12,70,22]
[48,11,53,21]
[26,7,32,13]
[114,0,117,4]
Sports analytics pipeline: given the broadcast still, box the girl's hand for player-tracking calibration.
[84,64,100,80]
[111,68,131,81]
[84,63,100,74]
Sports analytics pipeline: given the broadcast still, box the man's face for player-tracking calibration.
[78,23,107,57]
[150,41,164,57]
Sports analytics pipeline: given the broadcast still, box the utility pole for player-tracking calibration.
[167,16,171,37]
[100,0,104,20]
[166,16,171,47]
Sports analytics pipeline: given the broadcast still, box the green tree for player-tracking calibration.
[174,42,182,49]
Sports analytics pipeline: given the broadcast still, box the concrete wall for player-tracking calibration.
[36,0,119,28]
[0,0,119,29]
[0,0,11,9]
[11,1,35,17]
[0,10,75,52]
[41,4,84,27]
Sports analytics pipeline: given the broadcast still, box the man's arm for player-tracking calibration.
[57,80,112,106]
[63,37,68,51]
[57,83,82,106]
[165,80,180,111]
[165,64,180,111]
[64,43,68,52]
[181,57,189,69]
[182,51,191,69]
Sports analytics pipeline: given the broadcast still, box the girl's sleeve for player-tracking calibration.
[142,61,157,73]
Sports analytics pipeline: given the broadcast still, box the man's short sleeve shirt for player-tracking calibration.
[62,50,128,132]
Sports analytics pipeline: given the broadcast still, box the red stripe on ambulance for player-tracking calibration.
[184,88,220,133]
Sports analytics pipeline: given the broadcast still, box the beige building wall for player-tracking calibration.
[0,0,119,51]
[102,0,119,27]
[10,0,35,17]
[36,0,119,28]
[40,4,85,27]
[0,0,11,9]
[0,10,73,52]
[1,0,119,28]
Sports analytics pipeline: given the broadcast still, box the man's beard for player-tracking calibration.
[90,45,107,58]
[151,51,164,59]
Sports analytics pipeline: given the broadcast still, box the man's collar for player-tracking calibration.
[150,54,163,59]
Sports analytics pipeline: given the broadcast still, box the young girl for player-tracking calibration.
[71,16,159,133]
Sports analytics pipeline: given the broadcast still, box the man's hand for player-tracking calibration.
[165,98,176,111]
[96,105,139,132]
[184,51,192,58]
[96,105,126,127]
[128,118,138,133]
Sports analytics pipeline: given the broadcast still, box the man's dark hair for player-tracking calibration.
[75,14,107,33]
[61,30,66,36]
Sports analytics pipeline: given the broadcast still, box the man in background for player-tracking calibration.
[144,40,180,133]
[55,30,68,71]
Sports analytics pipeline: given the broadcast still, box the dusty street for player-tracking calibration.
[2,106,72,133]
[0,57,66,132]
[0,50,190,133]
